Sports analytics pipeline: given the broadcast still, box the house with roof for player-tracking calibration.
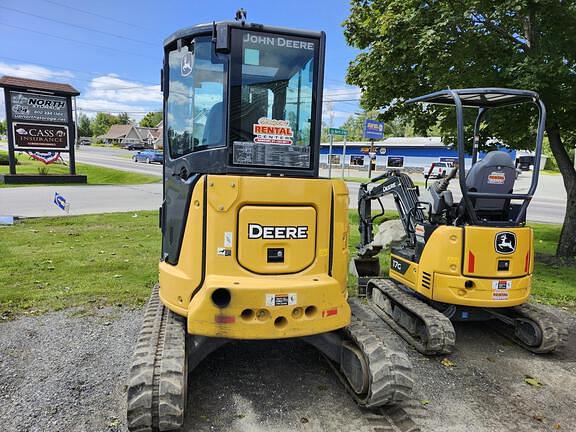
[100,124,161,147]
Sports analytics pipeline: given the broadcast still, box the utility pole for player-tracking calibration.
[328,133,334,178]
[341,136,347,178]
[368,138,375,179]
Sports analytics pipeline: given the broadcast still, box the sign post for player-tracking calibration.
[363,119,384,179]
[0,76,86,184]
[328,127,347,178]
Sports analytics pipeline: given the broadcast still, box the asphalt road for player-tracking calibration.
[0,144,568,223]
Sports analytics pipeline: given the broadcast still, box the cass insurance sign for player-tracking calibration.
[13,123,69,151]
[10,91,68,123]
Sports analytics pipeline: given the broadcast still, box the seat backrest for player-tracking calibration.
[465,151,516,217]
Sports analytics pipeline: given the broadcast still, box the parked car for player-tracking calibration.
[79,138,92,145]
[133,150,163,164]
[423,161,453,179]
[125,143,147,151]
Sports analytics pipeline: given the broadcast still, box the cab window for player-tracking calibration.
[229,29,318,169]
[166,38,226,159]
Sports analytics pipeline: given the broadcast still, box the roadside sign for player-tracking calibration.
[10,91,68,123]
[363,119,384,140]
[328,127,347,136]
[54,192,69,213]
[13,123,70,151]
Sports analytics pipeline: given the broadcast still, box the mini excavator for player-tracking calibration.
[355,88,568,356]
[126,17,412,431]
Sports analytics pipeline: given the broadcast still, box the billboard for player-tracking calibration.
[12,122,70,151]
[10,91,69,123]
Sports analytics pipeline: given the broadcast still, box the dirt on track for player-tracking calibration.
[0,304,574,432]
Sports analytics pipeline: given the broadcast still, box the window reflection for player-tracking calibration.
[167,38,225,159]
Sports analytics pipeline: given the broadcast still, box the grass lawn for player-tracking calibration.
[0,211,159,319]
[0,150,159,186]
[0,210,573,319]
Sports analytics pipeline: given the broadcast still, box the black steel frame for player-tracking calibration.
[406,88,546,225]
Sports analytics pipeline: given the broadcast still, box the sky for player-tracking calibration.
[0,0,362,125]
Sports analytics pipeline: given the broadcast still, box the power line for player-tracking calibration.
[0,55,159,85]
[0,5,156,46]
[0,22,158,59]
[40,0,153,31]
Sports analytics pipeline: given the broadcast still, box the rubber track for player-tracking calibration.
[368,279,455,355]
[496,302,569,354]
[127,284,187,432]
[364,405,422,432]
[325,299,413,408]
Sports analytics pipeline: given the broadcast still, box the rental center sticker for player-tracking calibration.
[253,118,294,145]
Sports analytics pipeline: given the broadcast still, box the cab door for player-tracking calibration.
[161,37,228,264]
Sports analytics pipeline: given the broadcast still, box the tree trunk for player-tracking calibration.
[546,123,576,256]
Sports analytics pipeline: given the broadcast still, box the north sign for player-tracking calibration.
[10,91,69,123]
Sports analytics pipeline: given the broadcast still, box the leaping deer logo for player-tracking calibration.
[495,232,516,254]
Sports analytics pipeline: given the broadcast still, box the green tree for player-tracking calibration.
[140,111,163,128]
[117,112,131,125]
[345,0,576,257]
[77,114,92,137]
[0,119,6,135]
[91,112,121,137]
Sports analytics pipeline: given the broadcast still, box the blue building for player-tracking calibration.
[319,137,517,170]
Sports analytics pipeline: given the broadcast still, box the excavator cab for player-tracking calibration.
[127,18,412,432]
[354,88,566,357]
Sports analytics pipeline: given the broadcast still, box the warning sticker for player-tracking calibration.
[217,247,231,256]
[492,280,512,290]
[265,293,297,307]
[233,141,310,168]
[253,118,293,145]
[488,171,506,185]
[224,232,233,248]
[415,224,425,236]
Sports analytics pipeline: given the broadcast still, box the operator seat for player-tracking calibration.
[463,150,516,221]
[202,102,224,145]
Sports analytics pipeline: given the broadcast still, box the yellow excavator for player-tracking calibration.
[354,88,568,355]
[126,16,412,431]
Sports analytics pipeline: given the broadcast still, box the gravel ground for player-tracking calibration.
[0,304,574,432]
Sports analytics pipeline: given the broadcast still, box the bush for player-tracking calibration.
[544,155,559,171]
[0,153,17,166]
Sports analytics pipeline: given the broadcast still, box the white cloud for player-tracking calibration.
[77,75,162,120]
[0,62,74,81]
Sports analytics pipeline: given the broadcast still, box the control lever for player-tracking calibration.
[432,165,458,193]
[172,166,190,181]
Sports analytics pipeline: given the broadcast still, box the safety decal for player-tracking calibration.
[415,224,425,237]
[224,232,233,247]
[265,293,297,307]
[217,247,231,256]
[492,280,512,290]
[253,118,293,145]
[322,308,338,318]
[487,171,506,185]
